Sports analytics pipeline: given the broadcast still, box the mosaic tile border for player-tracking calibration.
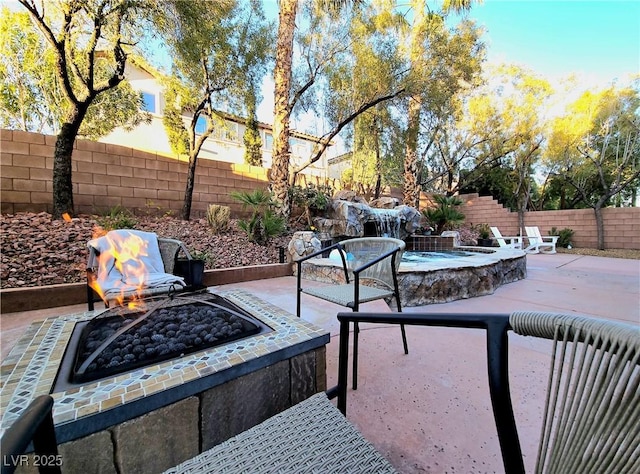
[0,289,328,436]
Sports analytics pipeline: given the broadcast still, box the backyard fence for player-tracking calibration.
[2,129,639,250]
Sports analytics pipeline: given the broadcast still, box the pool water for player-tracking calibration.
[401,250,478,263]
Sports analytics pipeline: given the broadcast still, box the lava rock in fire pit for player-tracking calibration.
[73,295,262,383]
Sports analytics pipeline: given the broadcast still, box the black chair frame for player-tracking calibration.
[0,395,61,474]
[334,311,524,473]
[296,240,408,390]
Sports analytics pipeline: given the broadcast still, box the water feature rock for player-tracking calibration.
[333,190,368,204]
[287,231,321,262]
[440,231,461,247]
[311,199,421,240]
[369,197,400,209]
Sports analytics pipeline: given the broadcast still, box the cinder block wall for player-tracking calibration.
[2,129,639,249]
[1,129,269,218]
[458,193,640,250]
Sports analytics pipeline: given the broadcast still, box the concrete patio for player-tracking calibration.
[2,252,638,473]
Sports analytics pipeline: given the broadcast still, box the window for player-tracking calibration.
[195,116,207,134]
[264,133,273,151]
[290,137,310,157]
[141,92,156,113]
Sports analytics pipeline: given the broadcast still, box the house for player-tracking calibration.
[98,58,332,178]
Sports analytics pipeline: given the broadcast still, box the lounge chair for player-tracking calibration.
[490,226,522,249]
[296,237,408,390]
[524,226,558,254]
[86,229,192,310]
[335,310,640,473]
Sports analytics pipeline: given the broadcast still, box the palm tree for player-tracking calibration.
[270,0,298,219]
[271,0,355,219]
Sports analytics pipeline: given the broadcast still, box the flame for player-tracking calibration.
[89,230,151,310]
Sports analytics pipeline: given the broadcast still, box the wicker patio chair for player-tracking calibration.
[335,310,640,473]
[86,230,193,311]
[296,237,408,390]
[1,394,396,474]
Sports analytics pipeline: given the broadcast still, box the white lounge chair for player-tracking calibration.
[490,226,522,249]
[525,226,558,254]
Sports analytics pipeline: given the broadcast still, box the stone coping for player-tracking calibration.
[302,246,524,273]
[397,246,525,272]
[0,289,329,442]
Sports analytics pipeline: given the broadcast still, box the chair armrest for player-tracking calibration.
[541,236,558,243]
[0,395,60,474]
[86,245,98,271]
[334,311,522,473]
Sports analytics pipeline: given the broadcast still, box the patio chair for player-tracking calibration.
[490,226,523,249]
[86,229,191,311]
[335,310,640,474]
[0,395,60,474]
[296,237,408,390]
[1,392,397,474]
[525,226,558,254]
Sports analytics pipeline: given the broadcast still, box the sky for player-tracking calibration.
[465,0,639,86]
[259,0,639,127]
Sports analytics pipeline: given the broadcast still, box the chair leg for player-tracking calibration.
[395,293,408,355]
[352,321,359,391]
[87,284,94,311]
[400,324,408,355]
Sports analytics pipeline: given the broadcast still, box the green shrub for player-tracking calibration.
[206,204,231,234]
[96,206,137,230]
[550,227,574,248]
[289,183,333,228]
[423,195,465,234]
[190,248,215,267]
[231,189,286,245]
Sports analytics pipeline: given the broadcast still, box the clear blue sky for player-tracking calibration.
[459,0,639,86]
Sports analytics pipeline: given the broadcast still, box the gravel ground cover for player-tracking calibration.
[1,212,638,290]
[1,212,292,289]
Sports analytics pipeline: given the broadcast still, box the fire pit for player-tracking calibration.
[53,292,271,391]
[0,289,329,473]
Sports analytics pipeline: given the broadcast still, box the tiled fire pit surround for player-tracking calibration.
[0,289,329,473]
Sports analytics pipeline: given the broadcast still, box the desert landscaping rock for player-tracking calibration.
[0,212,292,289]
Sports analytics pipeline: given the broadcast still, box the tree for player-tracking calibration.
[547,84,640,249]
[271,0,299,219]
[0,7,57,132]
[243,96,263,166]
[18,0,158,218]
[271,0,407,218]
[158,0,272,220]
[293,2,407,175]
[401,0,478,208]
